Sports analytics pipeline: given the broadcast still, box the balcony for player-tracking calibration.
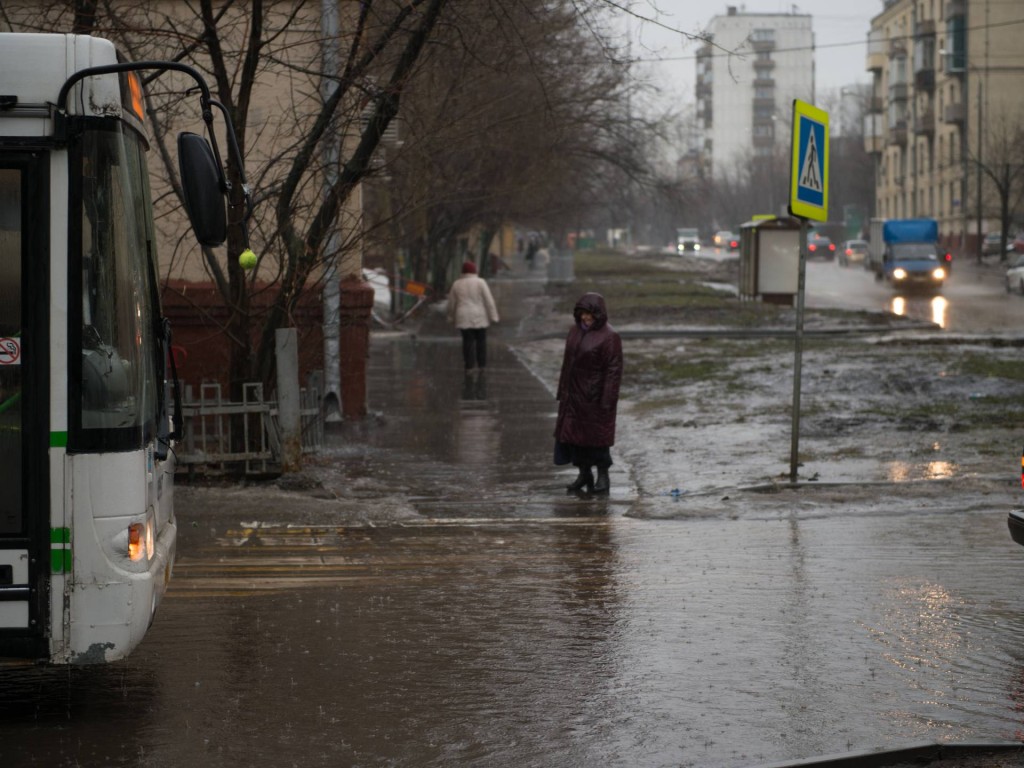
[888,82,908,101]
[914,19,936,37]
[943,101,965,124]
[888,120,908,146]
[752,132,775,148]
[751,38,775,54]
[863,112,885,155]
[914,109,935,136]
[753,58,775,72]
[889,38,907,58]
[914,67,935,91]
[753,96,776,111]
[753,77,775,89]
[867,30,886,71]
[865,135,885,154]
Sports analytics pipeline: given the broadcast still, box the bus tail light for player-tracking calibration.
[129,524,145,561]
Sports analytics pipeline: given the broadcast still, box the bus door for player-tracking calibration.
[0,155,49,659]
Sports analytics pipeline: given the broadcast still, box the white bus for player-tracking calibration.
[0,33,241,664]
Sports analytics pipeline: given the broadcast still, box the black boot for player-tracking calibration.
[566,467,594,493]
[593,467,610,494]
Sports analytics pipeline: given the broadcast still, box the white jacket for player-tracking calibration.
[447,274,500,329]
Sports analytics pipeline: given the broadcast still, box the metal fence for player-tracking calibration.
[177,378,324,476]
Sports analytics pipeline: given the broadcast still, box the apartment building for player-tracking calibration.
[695,6,814,178]
[865,0,1024,250]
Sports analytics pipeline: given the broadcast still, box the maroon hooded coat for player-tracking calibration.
[554,293,623,448]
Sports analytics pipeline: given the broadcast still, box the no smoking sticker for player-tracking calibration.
[0,338,21,366]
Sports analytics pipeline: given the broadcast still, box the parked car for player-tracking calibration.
[982,232,1005,257]
[807,232,836,259]
[1008,446,1024,547]
[713,230,739,250]
[1005,252,1024,294]
[1009,507,1024,547]
[838,239,868,266]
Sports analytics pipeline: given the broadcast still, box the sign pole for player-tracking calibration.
[790,219,808,484]
[787,99,829,485]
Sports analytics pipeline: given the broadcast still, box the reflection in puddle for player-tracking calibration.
[889,295,949,328]
[885,459,957,482]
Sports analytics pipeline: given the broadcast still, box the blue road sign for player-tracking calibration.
[789,100,829,221]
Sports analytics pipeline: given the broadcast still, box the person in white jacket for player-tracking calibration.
[447,260,500,373]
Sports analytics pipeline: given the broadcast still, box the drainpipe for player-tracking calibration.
[321,0,342,420]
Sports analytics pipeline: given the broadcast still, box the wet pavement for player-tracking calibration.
[2,255,1024,767]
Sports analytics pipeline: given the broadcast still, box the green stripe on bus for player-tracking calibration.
[51,528,71,573]
[50,432,68,448]
[51,550,72,574]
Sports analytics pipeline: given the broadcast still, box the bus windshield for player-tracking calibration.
[73,123,161,449]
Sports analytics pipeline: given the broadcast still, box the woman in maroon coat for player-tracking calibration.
[554,292,623,494]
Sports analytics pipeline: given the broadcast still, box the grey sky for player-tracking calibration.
[617,1,881,106]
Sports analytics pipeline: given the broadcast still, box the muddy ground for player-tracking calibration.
[509,251,1024,519]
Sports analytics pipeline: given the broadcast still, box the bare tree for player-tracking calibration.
[373,0,668,286]
[3,0,674,390]
[4,0,455,393]
[970,105,1024,261]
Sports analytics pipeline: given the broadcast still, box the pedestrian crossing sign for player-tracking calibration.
[788,99,829,221]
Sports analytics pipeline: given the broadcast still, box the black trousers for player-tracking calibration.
[555,442,612,470]
[460,328,488,370]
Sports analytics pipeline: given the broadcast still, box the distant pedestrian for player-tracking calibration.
[447,260,500,374]
[525,235,538,268]
[553,292,622,494]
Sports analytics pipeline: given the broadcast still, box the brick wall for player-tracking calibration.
[161,280,324,395]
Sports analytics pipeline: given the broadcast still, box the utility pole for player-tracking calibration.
[976,78,983,262]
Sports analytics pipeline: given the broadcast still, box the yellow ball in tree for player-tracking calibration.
[238,249,257,270]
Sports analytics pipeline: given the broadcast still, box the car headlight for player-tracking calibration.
[892,268,907,279]
[932,267,946,280]
[694,243,700,251]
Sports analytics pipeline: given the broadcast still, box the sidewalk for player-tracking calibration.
[310,250,634,518]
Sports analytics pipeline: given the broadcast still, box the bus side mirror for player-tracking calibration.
[178,132,227,247]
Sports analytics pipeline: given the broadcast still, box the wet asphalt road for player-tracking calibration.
[805,255,1024,333]
[2,259,1024,767]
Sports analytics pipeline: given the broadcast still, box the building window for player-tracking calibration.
[945,14,965,72]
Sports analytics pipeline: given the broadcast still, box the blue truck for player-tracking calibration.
[868,218,950,291]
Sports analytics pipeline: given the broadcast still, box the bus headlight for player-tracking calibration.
[892,268,908,280]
